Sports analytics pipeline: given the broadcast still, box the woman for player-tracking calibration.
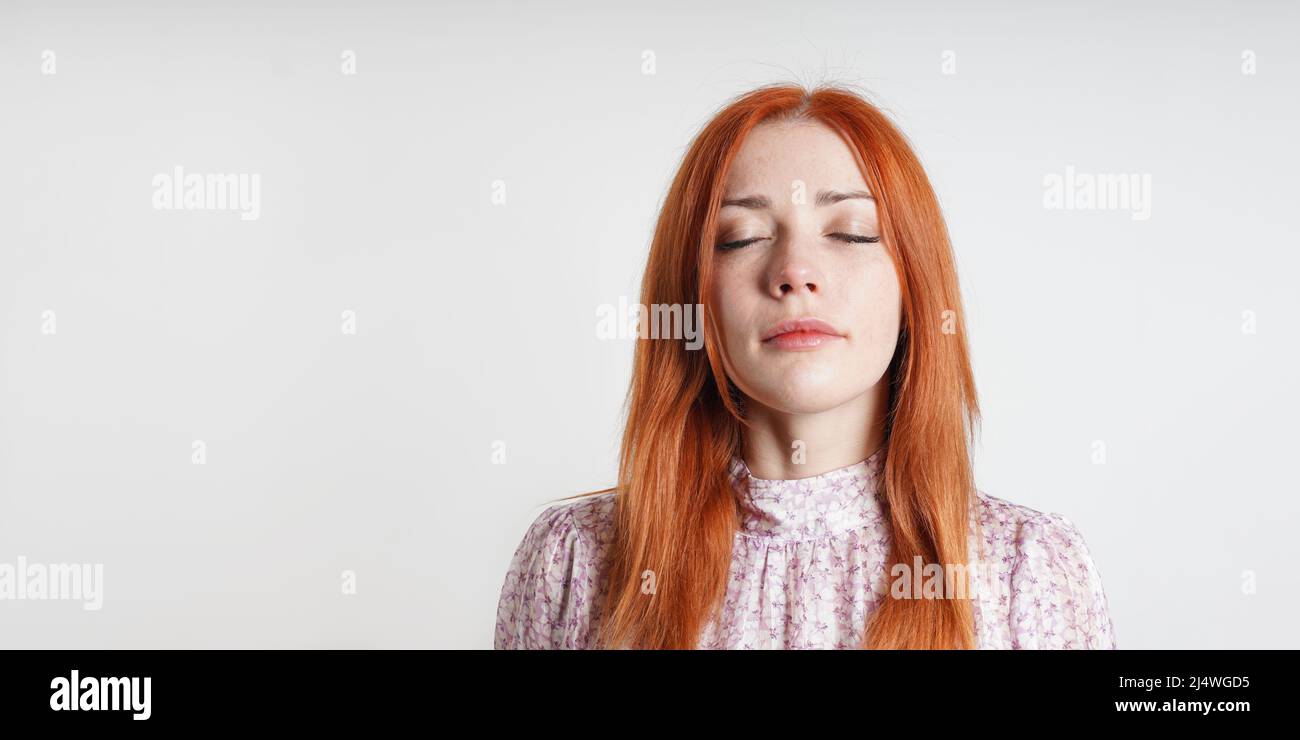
[494,82,1117,649]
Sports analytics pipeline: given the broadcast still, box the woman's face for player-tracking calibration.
[707,119,903,415]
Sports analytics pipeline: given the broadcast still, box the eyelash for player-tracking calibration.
[717,233,881,250]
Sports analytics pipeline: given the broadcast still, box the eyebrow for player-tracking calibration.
[721,189,874,209]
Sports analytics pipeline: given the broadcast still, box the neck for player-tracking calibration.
[740,381,889,480]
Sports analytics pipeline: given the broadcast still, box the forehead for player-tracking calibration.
[724,119,868,192]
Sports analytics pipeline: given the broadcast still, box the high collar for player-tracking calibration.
[728,446,888,541]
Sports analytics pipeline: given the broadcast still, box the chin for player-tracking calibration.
[752,381,864,416]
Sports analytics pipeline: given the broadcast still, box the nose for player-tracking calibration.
[768,246,823,299]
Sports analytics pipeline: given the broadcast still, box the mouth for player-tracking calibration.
[760,317,845,351]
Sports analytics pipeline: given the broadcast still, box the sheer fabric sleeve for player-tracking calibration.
[1009,512,1117,649]
[494,503,597,649]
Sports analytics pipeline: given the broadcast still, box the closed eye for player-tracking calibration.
[829,233,880,244]
[717,237,768,250]
[715,233,880,251]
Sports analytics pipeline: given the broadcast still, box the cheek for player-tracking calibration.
[843,260,903,353]
[708,265,758,347]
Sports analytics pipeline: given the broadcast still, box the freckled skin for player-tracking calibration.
[708,119,902,478]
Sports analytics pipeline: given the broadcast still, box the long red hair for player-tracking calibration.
[563,82,980,649]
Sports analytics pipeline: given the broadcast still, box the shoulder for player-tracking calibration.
[517,491,618,555]
[972,489,1095,562]
[493,492,616,649]
[973,489,1117,649]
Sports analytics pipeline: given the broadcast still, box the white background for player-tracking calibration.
[1,0,1296,648]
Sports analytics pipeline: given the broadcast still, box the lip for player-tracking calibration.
[760,317,845,351]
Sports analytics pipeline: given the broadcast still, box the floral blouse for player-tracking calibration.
[495,447,1117,649]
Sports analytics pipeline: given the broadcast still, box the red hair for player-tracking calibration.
[564,83,981,649]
